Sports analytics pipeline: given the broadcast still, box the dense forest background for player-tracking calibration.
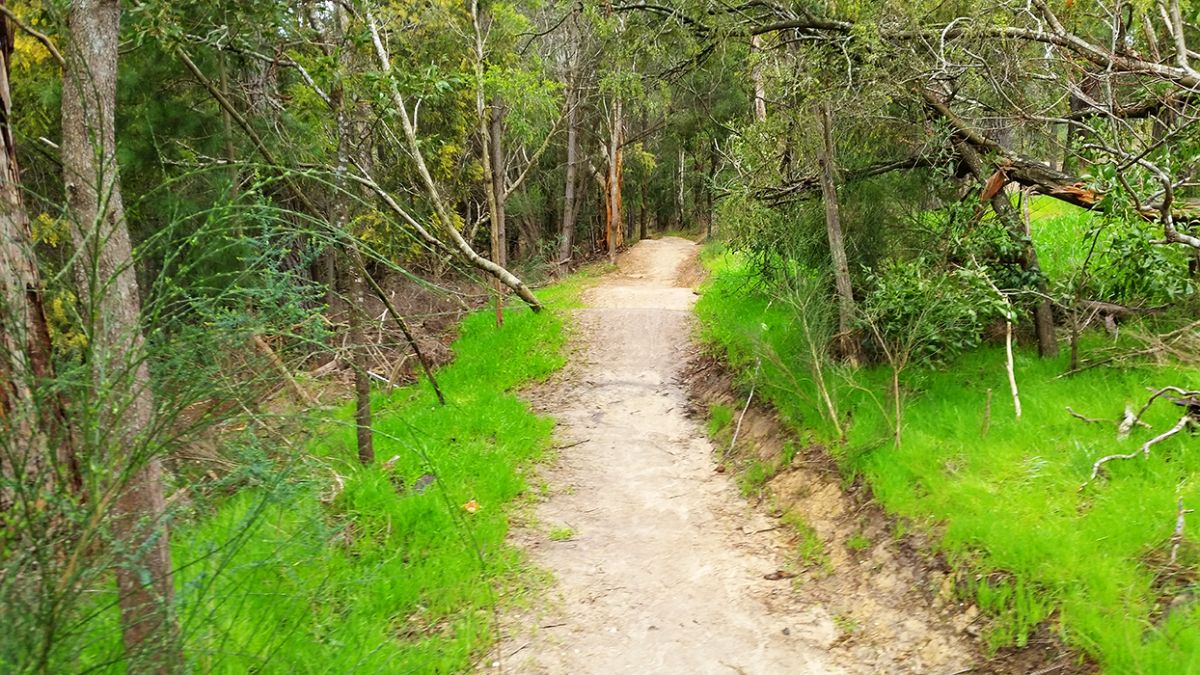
[2,0,1199,672]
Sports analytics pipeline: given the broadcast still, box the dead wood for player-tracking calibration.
[1084,387,1199,486]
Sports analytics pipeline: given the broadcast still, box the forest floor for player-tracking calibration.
[493,238,980,674]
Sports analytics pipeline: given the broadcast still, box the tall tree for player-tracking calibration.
[61,0,178,668]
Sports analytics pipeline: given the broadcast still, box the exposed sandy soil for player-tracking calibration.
[492,237,1078,674]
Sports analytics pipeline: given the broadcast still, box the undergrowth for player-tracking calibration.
[696,245,1200,673]
[77,272,592,672]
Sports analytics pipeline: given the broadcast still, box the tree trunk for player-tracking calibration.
[333,4,373,465]
[559,82,579,267]
[818,103,858,362]
[486,96,507,324]
[606,98,624,263]
[61,1,178,668]
[751,35,767,123]
[675,145,685,228]
[955,140,1059,357]
[341,255,374,464]
[0,2,75,511]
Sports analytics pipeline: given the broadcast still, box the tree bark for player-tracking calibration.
[606,97,624,263]
[751,35,767,122]
[341,255,374,464]
[332,4,373,465]
[818,103,858,363]
[61,0,178,668]
[559,81,579,267]
[0,0,75,511]
[482,95,507,325]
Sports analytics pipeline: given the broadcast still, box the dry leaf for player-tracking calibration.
[463,499,479,513]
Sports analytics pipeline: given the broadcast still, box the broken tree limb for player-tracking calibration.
[1141,415,1193,459]
[1171,498,1194,565]
[1005,318,1022,420]
[1133,386,1200,427]
[727,359,761,459]
[1066,406,1105,424]
[252,334,316,406]
[365,11,542,313]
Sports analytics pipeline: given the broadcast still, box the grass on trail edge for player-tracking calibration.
[76,272,592,673]
[695,248,1200,674]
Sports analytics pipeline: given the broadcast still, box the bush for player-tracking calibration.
[860,260,1009,365]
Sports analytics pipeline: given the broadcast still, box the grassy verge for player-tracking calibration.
[78,273,591,672]
[695,248,1200,673]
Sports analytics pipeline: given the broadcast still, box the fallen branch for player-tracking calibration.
[252,334,316,406]
[1141,415,1193,459]
[1066,406,1105,424]
[1170,497,1194,566]
[727,359,761,458]
[1133,386,1199,427]
[1005,318,1022,420]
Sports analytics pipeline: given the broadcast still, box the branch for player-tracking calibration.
[0,5,64,69]
[366,10,542,312]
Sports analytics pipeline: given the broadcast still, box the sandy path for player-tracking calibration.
[496,238,847,674]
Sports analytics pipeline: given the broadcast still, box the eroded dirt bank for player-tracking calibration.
[494,237,1009,673]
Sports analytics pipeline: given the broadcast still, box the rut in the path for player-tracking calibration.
[494,237,972,675]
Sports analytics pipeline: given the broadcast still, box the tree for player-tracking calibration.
[817,101,858,363]
[61,0,178,667]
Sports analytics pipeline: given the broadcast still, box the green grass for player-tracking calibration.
[696,249,1200,674]
[547,526,575,542]
[1027,195,1095,281]
[75,274,593,672]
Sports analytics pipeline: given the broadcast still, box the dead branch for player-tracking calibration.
[252,334,317,406]
[1066,406,1106,424]
[727,359,761,459]
[1133,386,1199,427]
[1171,497,1194,565]
[1141,415,1193,459]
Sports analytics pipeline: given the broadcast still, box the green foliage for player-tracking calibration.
[860,260,1009,365]
[782,511,829,571]
[697,250,1200,672]
[737,460,774,499]
[1029,197,1196,305]
[65,276,578,672]
[846,532,871,552]
[707,403,734,437]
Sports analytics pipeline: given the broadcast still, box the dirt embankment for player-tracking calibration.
[686,353,1092,674]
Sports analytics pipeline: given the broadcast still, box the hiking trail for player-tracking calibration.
[495,237,975,674]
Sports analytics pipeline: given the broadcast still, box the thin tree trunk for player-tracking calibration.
[606,97,624,263]
[751,35,767,122]
[342,256,374,463]
[818,103,859,363]
[332,4,373,464]
[675,146,685,228]
[955,141,1058,357]
[559,82,579,267]
[1020,192,1059,357]
[486,96,507,325]
[61,1,178,668]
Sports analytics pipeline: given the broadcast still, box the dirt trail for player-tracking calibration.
[495,237,973,674]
